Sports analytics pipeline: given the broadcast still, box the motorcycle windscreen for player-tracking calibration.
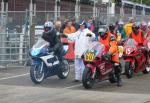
[84,42,104,61]
[124,39,137,48]
[31,38,49,56]
[33,38,49,49]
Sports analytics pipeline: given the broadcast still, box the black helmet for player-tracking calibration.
[132,22,139,33]
[109,23,115,32]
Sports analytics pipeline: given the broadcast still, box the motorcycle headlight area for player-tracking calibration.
[31,48,41,57]
[125,48,134,54]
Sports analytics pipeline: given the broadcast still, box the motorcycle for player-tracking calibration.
[29,38,70,84]
[123,38,149,78]
[82,42,117,89]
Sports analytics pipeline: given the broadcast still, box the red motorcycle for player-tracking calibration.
[123,38,149,78]
[82,42,117,89]
[146,37,150,57]
[145,37,150,68]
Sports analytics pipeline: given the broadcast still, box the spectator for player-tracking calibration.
[124,17,134,37]
[64,20,95,82]
[72,18,80,30]
[63,21,76,35]
[54,20,63,35]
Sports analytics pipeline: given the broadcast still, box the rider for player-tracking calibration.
[130,22,144,45]
[104,35,122,87]
[99,27,110,51]
[130,22,149,66]
[42,21,64,62]
[108,23,117,38]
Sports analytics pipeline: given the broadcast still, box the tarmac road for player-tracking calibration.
[0,64,150,103]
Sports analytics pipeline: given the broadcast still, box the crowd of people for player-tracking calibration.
[41,17,150,87]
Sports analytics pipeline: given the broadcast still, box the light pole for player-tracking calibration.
[29,0,36,48]
[0,0,8,65]
[55,0,60,20]
[75,0,80,22]
[93,0,97,20]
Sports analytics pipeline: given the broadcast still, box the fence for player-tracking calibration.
[0,10,150,67]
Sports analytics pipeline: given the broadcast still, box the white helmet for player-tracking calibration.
[44,21,54,33]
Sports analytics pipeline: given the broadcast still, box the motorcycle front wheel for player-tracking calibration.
[30,62,45,84]
[82,67,95,89]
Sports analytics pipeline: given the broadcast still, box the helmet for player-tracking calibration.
[44,21,54,33]
[132,22,139,33]
[118,20,124,25]
[141,21,147,31]
[98,27,108,39]
[109,35,116,41]
[109,23,115,32]
[79,19,87,28]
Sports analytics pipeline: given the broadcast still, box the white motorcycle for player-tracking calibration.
[29,38,70,84]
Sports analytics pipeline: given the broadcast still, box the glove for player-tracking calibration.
[86,33,92,37]
[103,52,111,60]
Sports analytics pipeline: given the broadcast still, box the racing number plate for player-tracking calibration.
[84,52,95,62]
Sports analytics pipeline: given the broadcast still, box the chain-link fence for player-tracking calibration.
[0,11,29,67]
[1,10,150,67]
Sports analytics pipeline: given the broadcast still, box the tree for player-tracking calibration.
[129,0,150,6]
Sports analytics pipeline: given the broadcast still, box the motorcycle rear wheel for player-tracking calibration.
[30,62,45,84]
[82,67,95,89]
[142,65,149,74]
[57,60,70,79]
[125,62,134,78]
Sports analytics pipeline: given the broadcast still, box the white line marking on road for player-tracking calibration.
[0,73,29,81]
[63,84,82,89]
[69,64,74,67]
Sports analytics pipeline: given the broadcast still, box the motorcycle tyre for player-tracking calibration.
[82,67,95,89]
[30,63,45,84]
[125,62,134,78]
[57,60,70,79]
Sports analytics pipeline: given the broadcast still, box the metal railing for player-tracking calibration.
[0,11,150,67]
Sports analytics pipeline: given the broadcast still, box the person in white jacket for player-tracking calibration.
[64,20,95,82]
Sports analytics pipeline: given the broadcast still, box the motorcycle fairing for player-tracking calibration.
[40,55,59,67]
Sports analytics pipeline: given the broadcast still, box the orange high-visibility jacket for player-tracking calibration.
[109,41,119,63]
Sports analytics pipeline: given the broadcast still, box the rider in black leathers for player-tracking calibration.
[42,21,64,61]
